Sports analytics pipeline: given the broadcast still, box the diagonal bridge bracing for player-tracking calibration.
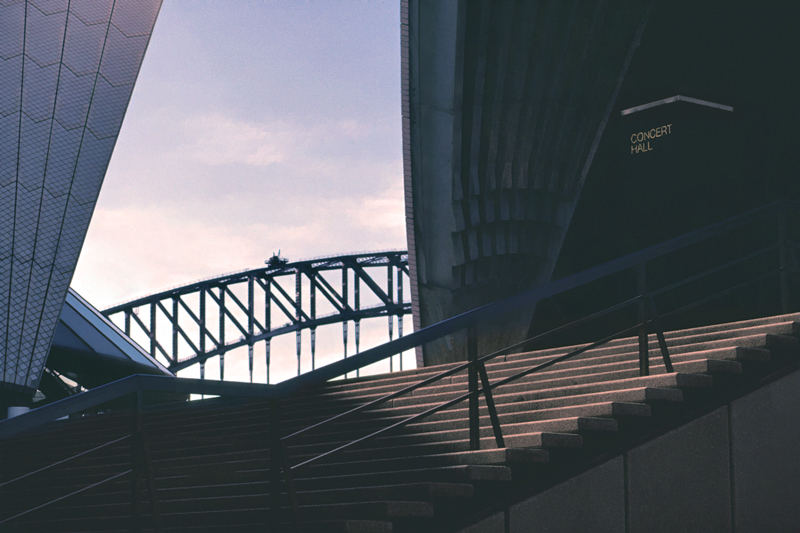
[102,252,411,383]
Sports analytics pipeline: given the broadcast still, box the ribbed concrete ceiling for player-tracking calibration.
[403,0,652,364]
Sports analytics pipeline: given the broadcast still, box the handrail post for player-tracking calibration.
[268,400,291,528]
[129,392,141,533]
[477,361,504,448]
[779,207,790,313]
[467,326,480,450]
[279,440,300,530]
[646,296,674,373]
[129,390,162,532]
[137,390,162,532]
[637,264,650,376]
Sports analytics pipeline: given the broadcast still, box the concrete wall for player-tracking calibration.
[730,370,800,532]
[509,457,625,533]
[626,408,731,533]
[459,369,800,533]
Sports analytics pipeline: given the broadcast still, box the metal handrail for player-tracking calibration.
[0,376,286,528]
[0,469,133,525]
[286,263,781,470]
[275,205,783,446]
[275,201,780,393]
[283,256,784,446]
[288,317,650,470]
[0,199,793,529]
[280,293,644,444]
[0,432,134,525]
[268,200,794,526]
[0,374,279,440]
[0,392,153,528]
[0,201,782,442]
[0,433,132,488]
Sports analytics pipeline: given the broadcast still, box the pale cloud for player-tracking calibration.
[73,180,406,310]
[73,192,412,384]
[178,113,378,169]
[337,118,368,138]
[70,2,409,382]
[78,108,405,310]
[182,113,291,167]
[73,206,266,308]
[352,181,406,230]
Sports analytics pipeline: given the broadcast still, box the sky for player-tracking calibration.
[70,1,409,381]
[72,0,405,310]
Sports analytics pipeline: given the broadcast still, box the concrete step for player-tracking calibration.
[36,496,436,522]
[258,447,549,479]
[322,313,800,391]
[288,429,585,464]
[49,481,474,509]
[4,312,799,533]
[500,321,798,362]
[14,500,421,530]
[17,360,712,457]
[141,366,715,443]
[444,346,765,386]
[290,417,611,458]
[409,401,650,431]
[6,410,613,480]
[2,384,685,474]
[14,340,758,455]
[281,338,761,408]
[325,386,683,425]
[387,372,711,409]
[125,372,692,456]
[4,464,510,506]
[314,322,795,395]
[254,401,650,448]
[104,325,786,439]
[6,520,394,533]
[11,325,792,461]
[140,350,748,438]
[16,440,544,489]
[145,391,637,453]
[27,450,526,493]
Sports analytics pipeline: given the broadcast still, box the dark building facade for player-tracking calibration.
[403,0,800,366]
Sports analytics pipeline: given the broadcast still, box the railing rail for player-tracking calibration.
[268,199,796,526]
[0,374,279,440]
[0,433,132,488]
[0,200,784,442]
[0,469,133,525]
[1,199,796,530]
[0,378,282,530]
[0,391,165,531]
[275,200,782,393]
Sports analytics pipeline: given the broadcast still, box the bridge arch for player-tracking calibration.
[102,251,411,383]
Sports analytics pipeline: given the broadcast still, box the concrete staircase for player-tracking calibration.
[2,312,799,532]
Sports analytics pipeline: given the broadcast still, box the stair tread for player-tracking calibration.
[3,312,799,533]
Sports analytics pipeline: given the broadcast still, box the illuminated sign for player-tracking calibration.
[630,123,672,154]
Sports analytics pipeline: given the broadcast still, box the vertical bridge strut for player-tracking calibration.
[104,252,412,383]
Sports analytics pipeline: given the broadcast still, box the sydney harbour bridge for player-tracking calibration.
[101,251,411,384]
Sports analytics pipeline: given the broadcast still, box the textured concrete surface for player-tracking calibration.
[730,368,800,532]
[509,457,625,533]
[627,407,731,533]
[456,511,505,533]
[403,0,651,367]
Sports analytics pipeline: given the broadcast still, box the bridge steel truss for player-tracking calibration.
[102,252,411,383]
